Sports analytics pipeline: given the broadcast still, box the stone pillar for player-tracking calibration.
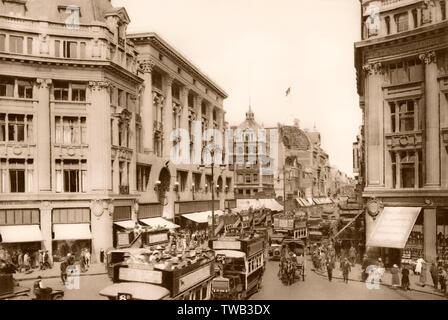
[90,200,113,263]
[35,79,52,192]
[88,81,111,192]
[420,51,440,188]
[424,208,437,262]
[163,75,174,159]
[40,202,53,259]
[140,60,155,153]
[180,87,189,131]
[363,62,384,186]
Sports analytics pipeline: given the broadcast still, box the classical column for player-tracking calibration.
[139,59,155,153]
[40,202,53,259]
[35,79,52,192]
[363,62,384,186]
[424,208,437,262]
[420,51,440,187]
[88,81,111,192]
[163,75,174,159]
[180,87,189,134]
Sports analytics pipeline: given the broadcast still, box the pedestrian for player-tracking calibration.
[438,267,447,293]
[326,257,335,282]
[348,246,356,265]
[376,258,385,283]
[419,260,427,287]
[391,264,400,289]
[415,257,424,275]
[401,266,410,291]
[60,256,68,285]
[84,249,90,268]
[430,261,439,289]
[341,257,351,283]
[23,252,31,271]
[17,250,23,272]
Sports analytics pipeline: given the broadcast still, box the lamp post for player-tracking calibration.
[199,144,226,239]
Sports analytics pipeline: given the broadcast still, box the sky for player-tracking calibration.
[113,0,363,176]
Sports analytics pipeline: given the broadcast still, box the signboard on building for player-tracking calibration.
[148,232,169,245]
[212,240,241,250]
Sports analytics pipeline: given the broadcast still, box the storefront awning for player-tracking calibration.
[114,220,136,230]
[296,198,313,207]
[139,217,180,229]
[236,199,283,212]
[0,225,43,243]
[366,207,421,249]
[53,224,92,241]
[182,210,224,224]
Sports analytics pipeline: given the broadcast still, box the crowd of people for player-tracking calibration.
[0,246,53,273]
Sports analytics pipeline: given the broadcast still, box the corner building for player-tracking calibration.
[355,0,448,266]
[0,0,234,263]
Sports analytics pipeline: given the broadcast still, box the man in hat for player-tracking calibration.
[34,276,52,300]
[341,258,351,283]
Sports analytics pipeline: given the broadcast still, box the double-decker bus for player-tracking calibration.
[209,235,265,300]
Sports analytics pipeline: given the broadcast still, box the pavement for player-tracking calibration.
[312,259,447,299]
[14,262,107,282]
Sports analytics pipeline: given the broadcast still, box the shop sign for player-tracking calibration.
[148,232,168,244]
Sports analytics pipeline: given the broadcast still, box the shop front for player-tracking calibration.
[51,208,92,262]
[112,206,134,248]
[0,209,43,268]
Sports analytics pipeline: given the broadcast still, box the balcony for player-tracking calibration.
[385,131,423,151]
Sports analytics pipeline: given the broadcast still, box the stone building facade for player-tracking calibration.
[0,0,234,263]
[355,0,448,265]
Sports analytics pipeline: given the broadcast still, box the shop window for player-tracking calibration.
[402,211,423,263]
[137,164,151,192]
[55,159,87,193]
[113,206,131,221]
[9,35,23,54]
[55,116,86,145]
[437,210,448,265]
[176,171,187,192]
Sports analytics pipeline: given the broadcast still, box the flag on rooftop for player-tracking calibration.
[285,87,291,96]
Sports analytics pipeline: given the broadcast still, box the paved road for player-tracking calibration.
[250,258,446,300]
[18,274,111,300]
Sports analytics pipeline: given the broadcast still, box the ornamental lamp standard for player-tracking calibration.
[199,142,226,239]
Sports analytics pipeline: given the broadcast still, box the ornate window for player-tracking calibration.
[55,159,87,193]
[391,150,422,189]
[55,116,86,145]
[390,100,417,133]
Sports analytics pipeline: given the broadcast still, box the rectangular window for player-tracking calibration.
[80,42,86,59]
[118,89,124,107]
[118,120,129,148]
[55,159,87,193]
[193,173,201,190]
[9,36,23,54]
[245,175,251,183]
[152,71,163,91]
[0,34,5,51]
[27,37,33,55]
[55,116,86,145]
[71,83,86,101]
[63,41,77,58]
[136,165,151,192]
[136,125,142,153]
[18,79,33,99]
[176,171,187,192]
[53,81,69,101]
[55,40,60,58]
[8,159,29,193]
[390,100,416,133]
[0,76,14,97]
[8,114,25,142]
[395,13,409,33]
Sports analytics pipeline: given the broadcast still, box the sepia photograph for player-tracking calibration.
[0,0,447,306]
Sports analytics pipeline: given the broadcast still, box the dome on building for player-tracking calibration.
[237,106,263,131]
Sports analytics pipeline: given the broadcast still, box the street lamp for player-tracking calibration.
[199,141,226,239]
[276,166,289,214]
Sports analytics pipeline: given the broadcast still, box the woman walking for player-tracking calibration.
[430,261,439,289]
[401,266,410,291]
[419,260,427,287]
